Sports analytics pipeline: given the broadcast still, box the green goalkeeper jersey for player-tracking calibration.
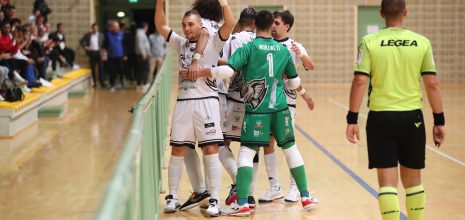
[227,37,298,114]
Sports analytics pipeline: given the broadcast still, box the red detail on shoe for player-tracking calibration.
[225,194,238,205]
[228,206,250,216]
[301,198,317,209]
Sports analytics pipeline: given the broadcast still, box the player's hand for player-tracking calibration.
[291,41,302,57]
[301,92,314,111]
[433,125,445,147]
[188,60,200,80]
[346,124,360,144]
[179,68,189,80]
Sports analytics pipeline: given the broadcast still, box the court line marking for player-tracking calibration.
[327,98,465,168]
[295,125,408,220]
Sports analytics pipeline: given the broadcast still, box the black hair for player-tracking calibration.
[381,0,406,18]
[57,22,63,29]
[255,10,274,32]
[137,21,148,29]
[91,22,98,28]
[184,9,201,20]
[239,7,257,27]
[0,20,9,28]
[273,10,294,32]
[192,0,222,22]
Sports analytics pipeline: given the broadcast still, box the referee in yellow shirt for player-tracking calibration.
[346,0,445,219]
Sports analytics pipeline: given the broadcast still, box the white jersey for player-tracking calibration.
[223,30,256,102]
[168,30,226,100]
[276,37,309,106]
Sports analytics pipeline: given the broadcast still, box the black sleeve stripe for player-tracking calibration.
[421,72,436,75]
[287,75,299,79]
[166,29,173,43]
[227,64,238,72]
[354,71,370,77]
[218,31,228,42]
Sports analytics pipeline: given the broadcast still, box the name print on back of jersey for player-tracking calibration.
[241,78,267,110]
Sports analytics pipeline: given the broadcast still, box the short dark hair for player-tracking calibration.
[273,10,294,32]
[381,0,406,18]
[137,21,148,29]
[57,23,63,29]
[239,7,257,27]
[0,20,9,28]
[91,22,98,28]
[192,0,223,23]
[183,9,201,20]
[255,10,274,32]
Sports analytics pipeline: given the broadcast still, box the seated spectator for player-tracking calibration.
[49,23,78,70]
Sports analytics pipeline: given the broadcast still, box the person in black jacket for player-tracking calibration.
[33,0,51,23]
[80,23,106,87]
[49,23,77,70]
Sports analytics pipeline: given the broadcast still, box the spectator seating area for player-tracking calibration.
[0,68,90,137]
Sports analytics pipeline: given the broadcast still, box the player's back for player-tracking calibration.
[237,37,296,113]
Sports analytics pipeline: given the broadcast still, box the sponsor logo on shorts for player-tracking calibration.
[232,125,239,131]
[206,129,217,136]
[254,130,260,137]
[285,117,289,127]
[234,116,240,122]
[285,128,290,136]
[205,122,215,128]
[254,120,263,129]
[415,122,422,128]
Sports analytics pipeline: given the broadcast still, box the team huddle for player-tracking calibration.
[156,0,445,218]
[155,0,317,217]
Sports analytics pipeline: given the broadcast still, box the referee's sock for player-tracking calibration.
[406,185,425,220]
[378,187,400,220]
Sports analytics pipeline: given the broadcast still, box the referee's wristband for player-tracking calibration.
[433,112,445,126]
[346,111,359,124]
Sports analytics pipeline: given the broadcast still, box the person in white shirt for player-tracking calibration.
[80,23,106,87]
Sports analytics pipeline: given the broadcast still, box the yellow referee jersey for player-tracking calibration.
[355,28,436,111]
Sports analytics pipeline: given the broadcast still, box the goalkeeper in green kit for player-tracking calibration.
[181,10,318,216]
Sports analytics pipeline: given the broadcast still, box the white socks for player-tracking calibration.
[265,152,280,187]
[203,153,222,200]
[183,148,205,193]
[219,145,237,184]
[168,155,184,198]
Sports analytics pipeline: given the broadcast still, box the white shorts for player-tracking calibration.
[170,98,224,149]
[219,94,228,137]
[225,99,245,142]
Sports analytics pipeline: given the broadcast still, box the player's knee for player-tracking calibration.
[171,146,187,156]
[400,166,422,188]
[202,144,219,155]
[283,145,304,168]
[264,144,275,154]
[238,146,256,168]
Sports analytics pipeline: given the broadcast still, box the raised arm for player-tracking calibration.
[217,0,235,41]
[154,0,171,40]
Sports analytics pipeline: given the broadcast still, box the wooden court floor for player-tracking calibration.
[160,83,465,220]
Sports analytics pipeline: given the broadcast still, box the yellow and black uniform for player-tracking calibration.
[355,28,436,169]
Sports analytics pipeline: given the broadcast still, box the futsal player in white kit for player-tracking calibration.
[154,0,234,216]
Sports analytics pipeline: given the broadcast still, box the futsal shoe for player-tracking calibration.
[301,197,319,210]
[205,199,221,217]
[225,184,237,205]
[222,202,250,217]
[164,195,180,213]
[199,191,211,209]
[284,184,300,202]
[248,196,256,211]
[180,191,210,211]
[258,186,284,203]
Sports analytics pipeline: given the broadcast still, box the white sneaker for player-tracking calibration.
[21,85,31,93]
[72,64,80,70]
[205,199,221,217]
[12,71,27,86]
[222,202,250,217]
[164,195,180,213]
[39,78,54,88]
[258,185,284,203]
[0,94,4,101]
[284,184,300,202]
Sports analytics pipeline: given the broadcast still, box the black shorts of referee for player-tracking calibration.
[366,109,426,169]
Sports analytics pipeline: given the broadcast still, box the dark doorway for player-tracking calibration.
[132,9,156,34]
